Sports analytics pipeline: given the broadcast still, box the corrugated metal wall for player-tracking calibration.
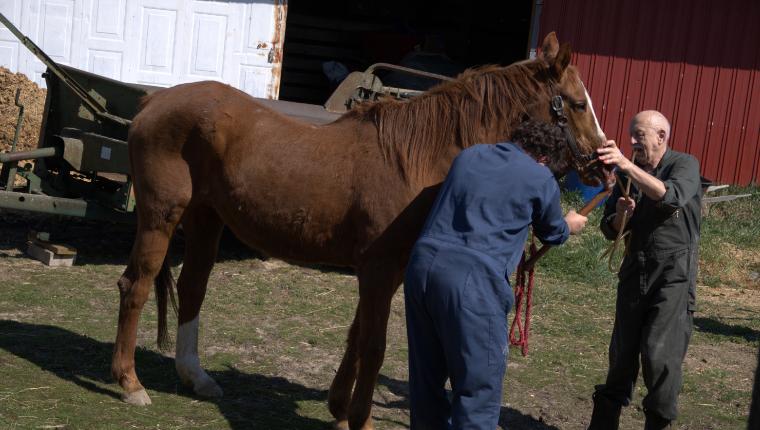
[539,0,760,185]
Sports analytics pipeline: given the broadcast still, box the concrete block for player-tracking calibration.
[26,241,77,267]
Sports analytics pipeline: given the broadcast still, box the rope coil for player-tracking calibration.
[600,153,636,272]
[509,186,613,356]
[509,238,537,356]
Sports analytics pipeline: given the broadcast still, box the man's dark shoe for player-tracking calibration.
[587,395,622,430]
[644,412,671,430]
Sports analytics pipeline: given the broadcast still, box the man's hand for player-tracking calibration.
[598,139,667,201]
[565,210,588,235]
[615,197,635,218]
[610,197,636,233]
[597,140,634,172]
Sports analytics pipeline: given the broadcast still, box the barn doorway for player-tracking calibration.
[279,0,535,104]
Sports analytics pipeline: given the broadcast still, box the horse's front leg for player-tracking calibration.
[174,206,224,398]
[347,264,402,430]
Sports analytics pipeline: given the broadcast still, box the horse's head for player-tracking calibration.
[351,35,614,186]
[525,32,612,187]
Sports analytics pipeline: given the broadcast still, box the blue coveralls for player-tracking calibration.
[404,142,570,429]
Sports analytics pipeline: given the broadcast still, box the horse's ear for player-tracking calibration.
[539,32,560,62]
[552,43,572,77]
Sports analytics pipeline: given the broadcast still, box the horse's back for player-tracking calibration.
[128,81,299,171]
[126,80,372,263]
[132,81,252,141]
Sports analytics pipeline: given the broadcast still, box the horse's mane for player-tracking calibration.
[343,60,546,180]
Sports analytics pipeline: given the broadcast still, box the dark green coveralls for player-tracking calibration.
[594,148,702,422]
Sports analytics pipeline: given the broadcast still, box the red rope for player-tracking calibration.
[508,189,611,356]
[509,238,537,356]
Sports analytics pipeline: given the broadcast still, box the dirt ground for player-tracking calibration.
[0,210,758,429]
[0,67,46,153]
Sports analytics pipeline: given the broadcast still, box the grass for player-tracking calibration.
[0,186,758,429]
[699,186,760,290]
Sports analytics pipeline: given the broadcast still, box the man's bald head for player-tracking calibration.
[631,110,671,141]
[629,110,671,169]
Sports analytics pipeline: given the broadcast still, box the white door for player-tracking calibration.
[0,0,25,73]
[0,0,287,99]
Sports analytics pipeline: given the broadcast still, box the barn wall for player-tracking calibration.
[540,0,760,185]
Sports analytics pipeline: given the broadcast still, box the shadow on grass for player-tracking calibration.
[376,374,561,430]
[0,212,358,277]
[694,316,760,343]
[1,319,564,430]
[0,212,270,264]
[0,320,329,429]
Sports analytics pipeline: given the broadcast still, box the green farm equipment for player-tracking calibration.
[0,12,156,223]
[0,12,450,224]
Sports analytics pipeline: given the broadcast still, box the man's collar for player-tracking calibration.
[653,147,672,174]
[506,141,526,154]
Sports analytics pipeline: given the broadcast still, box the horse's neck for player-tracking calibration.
[426,145,465,185]
[348,70,536,186]
[407,107,509,186]
[403,83,524,156]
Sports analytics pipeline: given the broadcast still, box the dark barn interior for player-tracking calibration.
[279,0,535,104]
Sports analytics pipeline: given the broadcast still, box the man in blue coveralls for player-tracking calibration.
[404,120,589,429]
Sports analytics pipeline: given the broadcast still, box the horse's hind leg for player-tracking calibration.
[112,217,180,405]
[174,205,224,398]
[347,263,403,430]
[328,307,360,428]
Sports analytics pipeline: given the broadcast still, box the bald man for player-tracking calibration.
[587,111,703,430]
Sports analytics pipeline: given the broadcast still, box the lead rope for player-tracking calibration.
[600,153,637,272]
[509,236,537,356]
[509,189,612,356]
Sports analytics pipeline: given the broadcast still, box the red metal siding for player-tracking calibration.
[539,0,760,185]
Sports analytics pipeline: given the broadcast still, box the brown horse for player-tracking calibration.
[112,32,607,429]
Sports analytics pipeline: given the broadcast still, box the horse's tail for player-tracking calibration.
[155,258,178,351]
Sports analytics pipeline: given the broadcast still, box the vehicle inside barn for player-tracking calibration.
[279,0,535,104]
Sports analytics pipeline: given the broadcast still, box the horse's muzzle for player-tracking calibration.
[579,155,616,190]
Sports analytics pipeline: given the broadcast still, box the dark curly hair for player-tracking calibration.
[511,120,571,176]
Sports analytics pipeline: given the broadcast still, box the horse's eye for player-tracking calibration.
[574,102,587,112]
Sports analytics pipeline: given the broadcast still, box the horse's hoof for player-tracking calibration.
[332,420,349,430]
[345,419,374,430]
[122,388,152,405]
[194,379,223,398]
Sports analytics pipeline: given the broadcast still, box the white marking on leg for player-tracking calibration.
[583,82,606,141]
[176,316,223,398]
